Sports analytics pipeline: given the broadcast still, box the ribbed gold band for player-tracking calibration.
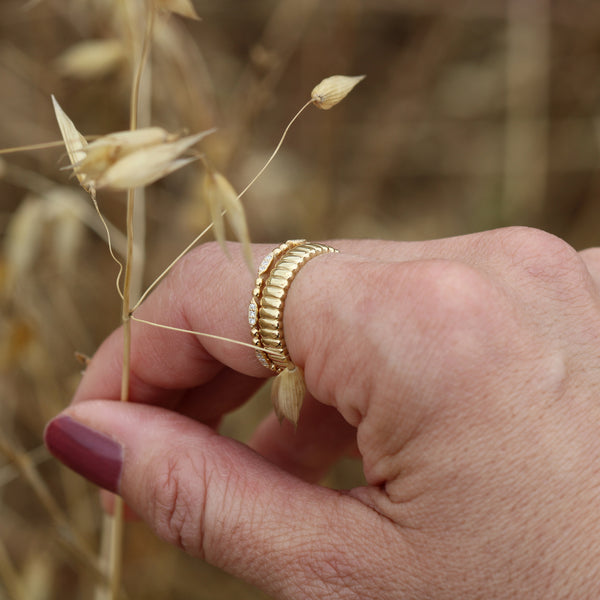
[248,239,305,370]
[249,241,339,373]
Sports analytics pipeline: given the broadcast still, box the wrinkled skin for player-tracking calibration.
[51,227,600,599]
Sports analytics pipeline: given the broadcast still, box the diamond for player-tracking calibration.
[248,299,257,326]
[256,350,271,369]
[258,253,273,275]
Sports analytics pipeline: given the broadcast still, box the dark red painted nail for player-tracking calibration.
[44,416,123,494]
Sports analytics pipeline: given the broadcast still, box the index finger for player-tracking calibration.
[71,238,435,417]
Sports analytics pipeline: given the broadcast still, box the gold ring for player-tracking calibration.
[249,240,339,424]
[258,242,339,370]
[248,239,305,370]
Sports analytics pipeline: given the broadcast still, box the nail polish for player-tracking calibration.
[44,416,123,493]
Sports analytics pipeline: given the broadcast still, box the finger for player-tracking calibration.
[71,239,465,445]
[579,247,600,290]
[72,242,266,408]
[73,233,513,434]
[45,401,415,598]
[74,325,263,423]
[249,393,357,483]
[71,240,402,409]
[175,368,264,425]
[73,237,433,397]
[76,227,558,408]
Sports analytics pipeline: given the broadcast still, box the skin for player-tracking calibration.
[55,226,600,599]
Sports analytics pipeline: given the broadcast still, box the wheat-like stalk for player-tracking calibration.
[105,2,157,598]
[0,1,366,596]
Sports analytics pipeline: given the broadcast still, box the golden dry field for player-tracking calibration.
[1,1,600,598]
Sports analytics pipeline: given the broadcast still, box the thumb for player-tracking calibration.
[44,400,413,598]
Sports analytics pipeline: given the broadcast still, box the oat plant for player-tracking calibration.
[1,1,364,596]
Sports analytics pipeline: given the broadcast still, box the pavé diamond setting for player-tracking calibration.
[248,298,258,327]
[258,253,273,275]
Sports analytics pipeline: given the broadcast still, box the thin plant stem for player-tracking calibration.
[132,101,313,312]
[131,315,282,355]
[129,0,154,132]
[236,99,312,201]
[0,433,104,582]
[0,535,25,600]
[107,496,124,600]
[0,444,49,488]
[131,218,218,312]
[104,2,156,600]
[90,190,125,300]
[0,136,104,156]
[0,140,67,154]
[130,26,153,303]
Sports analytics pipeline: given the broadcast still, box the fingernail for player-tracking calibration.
[44,416,123,494]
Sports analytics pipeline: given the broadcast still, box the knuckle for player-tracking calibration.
[149,448,206,557]
[411,260,499,336]
[402,260,511,381]
[499,226,587,288]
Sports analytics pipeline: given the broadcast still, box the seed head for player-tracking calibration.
[55,39,125,80]
[3,197,45,294]
[157,0,201,20]
[74,127,175,184]
[51,95,89,189]
[311,74,366,110]
[203,166,253,272]
[271,365,306,426]
[91,130,211,190]
[52,95,214,191]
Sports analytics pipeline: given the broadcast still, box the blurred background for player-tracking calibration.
[1,0,599,598]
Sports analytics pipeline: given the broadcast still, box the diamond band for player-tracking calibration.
[258,242,339,372]
[248,298,258,327]
[249,240,304,370]
[247,239,339,424]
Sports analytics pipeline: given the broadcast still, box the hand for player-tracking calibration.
[45,227,600,599]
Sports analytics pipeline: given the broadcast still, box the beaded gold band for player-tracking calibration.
[258,242,339,370]
[248,239,305,370]
[249,240,339,424]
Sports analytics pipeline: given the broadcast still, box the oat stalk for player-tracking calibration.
[103,2,156,599]
[0,534,25,600]
[236,99,312,201]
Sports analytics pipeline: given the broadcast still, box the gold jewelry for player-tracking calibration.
[258,242,338,370]
[249,241,339,424]
[248,239,305,370]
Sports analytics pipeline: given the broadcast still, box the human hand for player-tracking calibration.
[45,227,600,599]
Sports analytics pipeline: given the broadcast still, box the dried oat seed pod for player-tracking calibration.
[95,131,211,190]
[271,366,306,426]
[52,95,214,191]
[157,0,201,20]
[51,95,89,189]
[203,166,253,272]
[311,74,366,110]
[55,39,125,80]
